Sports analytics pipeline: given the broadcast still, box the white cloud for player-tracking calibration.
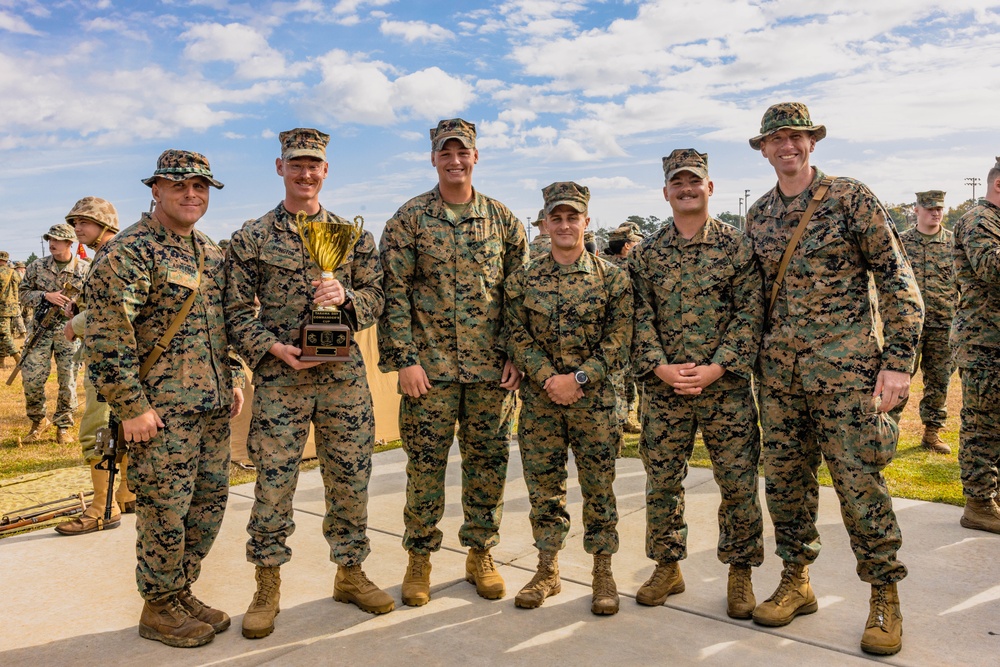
[379,19,451,43]
[303,50,474,125]
[0,9,41,34]
[181,22,301,79]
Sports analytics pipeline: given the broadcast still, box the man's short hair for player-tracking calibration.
[607,239,627,256]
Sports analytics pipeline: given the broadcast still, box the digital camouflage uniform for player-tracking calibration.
[630,211,764,567]
[746,168,923,584]
[20,233,88,429]
[951,195,1000,502]
[504,247,631,555]
[0,253,19,360]
[890,198,956,429]
[226,203,384,568]
[86,210,238,602]
[529,208,551,262]
[605,223,644,428]
[379,184,527,555]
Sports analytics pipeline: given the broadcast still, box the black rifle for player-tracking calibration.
[6,282,80,386]
[94,413,127,522]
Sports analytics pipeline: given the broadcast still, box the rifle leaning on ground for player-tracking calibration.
[94,412,128,524]
[6,282,81,385]
[0,491,93,534]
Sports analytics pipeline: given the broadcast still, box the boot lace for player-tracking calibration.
[767,567,799,604]
[252,572,278,609]
[524,554,556,592]
[867,587,891,630]
[730,568,752,602]
[645,563,674,589]
[346,565,377,592]
[408,554,429,578]
[473,550,497,575]
[593,559,616,598]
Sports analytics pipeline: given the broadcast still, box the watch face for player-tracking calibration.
[575,370,588,384]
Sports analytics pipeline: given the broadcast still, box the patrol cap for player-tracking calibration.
[531,208,545,228]
[749,102,827,150]
[608,222,644,243]
[0,251,8,261]
[430,118,476,151]
[915,190,946,209]
[65,196,119,232]
[279,128,330,161]
[43,223,77,242]
[662,148,709,182]
[543,181,590,215]
[142,149,224,189]
[13,261,25,268]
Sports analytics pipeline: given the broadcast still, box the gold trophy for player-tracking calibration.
[296,211,363,362]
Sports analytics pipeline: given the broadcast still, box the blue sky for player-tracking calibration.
[1,0,999,259]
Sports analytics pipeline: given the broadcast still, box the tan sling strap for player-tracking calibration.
[766,177,834,321]
[137,242,205,381]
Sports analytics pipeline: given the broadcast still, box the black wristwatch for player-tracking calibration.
[574,370,589,385]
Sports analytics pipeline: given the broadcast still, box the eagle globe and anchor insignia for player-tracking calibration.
[296,210,363,362]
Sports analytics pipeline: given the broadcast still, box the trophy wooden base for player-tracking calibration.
[299,311,351,362]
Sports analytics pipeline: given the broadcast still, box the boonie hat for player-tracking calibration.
[0,251,8,261]
[662,149,709,182]
[142,149,224,189]
[43,223,77,242]
[749,102,827,150]
[531,208,545,228]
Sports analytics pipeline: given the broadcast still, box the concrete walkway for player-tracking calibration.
[1,444,997,666]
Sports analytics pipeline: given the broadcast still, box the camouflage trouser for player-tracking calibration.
[21,325,78,427]
[16,314,26,335]
[79,368,133,501]
[518,387,619,555]
[400,380,515,554]
[127,408,230,602]
[610,364,638,425]
[640,381,763,566]
[246,377,375,567]
[0,316,17,357]
[890,326,952,428]
[759,383,907,584]
[958,367,1000,500]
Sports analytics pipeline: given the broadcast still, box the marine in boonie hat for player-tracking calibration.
[915,190,946,209]
[531,208,545,228]
[65,196,119,232]
[279,128,330,161]
[662,149,709,183]
[749,102,827,150]
[0,251,9,262]
[542,181,590,215]
[142,149,224,189]
[43,223,78,242]
[430,118,476,151]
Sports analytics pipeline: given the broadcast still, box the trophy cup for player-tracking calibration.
[296,211,363,362]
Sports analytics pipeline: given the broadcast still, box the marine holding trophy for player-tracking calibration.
[225,127,394,639]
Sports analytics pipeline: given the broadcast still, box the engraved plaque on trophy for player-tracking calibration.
[296,211,363,362]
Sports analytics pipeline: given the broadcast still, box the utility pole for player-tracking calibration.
[966,177,981,203]
[738,197,744,230]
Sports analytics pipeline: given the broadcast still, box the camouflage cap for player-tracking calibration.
[0,251,8,261]
[142,149,224,189]
[531,208,546,228]
[584,231,596,246]
[608,222,644,243]
[662,148,709,182]
[543,181,590,214]
[430,118,476,151]
[279,127,330,161]
[749,102,827,150]
[13,261,25,268]
[65,196,119,231]
[43,223,77,242]
[915,190,946,209]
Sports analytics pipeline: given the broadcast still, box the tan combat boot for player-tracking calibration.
[177,588,231,633]
[515,551,560,609]
[242,566,280,639]
[623,412,642,434]
[921,426,951,454]
[466,547,506,599]
[26,417,51,442]
[55,461,121,535]
[960,497,1000,534]
[860,582,903,655]
[727,565,756,619]
[636,561,684,606]
[752,562,818,627]
[401,551,432,606]
[591,554,619,615]
[138,596,215,648]
[116,453,137,513]
[334,564,395,614]
[56,427,75,444]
